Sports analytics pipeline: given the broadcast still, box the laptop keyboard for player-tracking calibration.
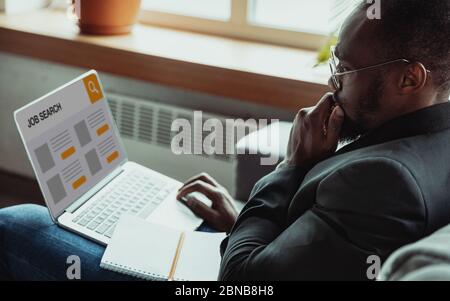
[71,171,175,238]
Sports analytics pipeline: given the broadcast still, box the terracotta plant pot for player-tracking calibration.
[72,0,141,35]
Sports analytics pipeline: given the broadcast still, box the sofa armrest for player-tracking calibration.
[233,121,292,201]
[379,224,450,281]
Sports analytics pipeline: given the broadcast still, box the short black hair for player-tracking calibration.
[358,0,450,98]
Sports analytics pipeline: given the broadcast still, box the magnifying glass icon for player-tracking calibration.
[88,81,99,94]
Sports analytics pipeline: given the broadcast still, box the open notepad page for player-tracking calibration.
[175,230,226,281]
[100,214,179,280]
[100,214,226,281]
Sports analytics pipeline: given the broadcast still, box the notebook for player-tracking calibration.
[100,214,226,281]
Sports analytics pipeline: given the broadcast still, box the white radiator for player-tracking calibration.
[106,93,237,194]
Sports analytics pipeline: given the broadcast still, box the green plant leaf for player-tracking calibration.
[315,35,337,66]
[315,0,359,66]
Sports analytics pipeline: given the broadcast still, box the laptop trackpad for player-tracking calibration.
[146,191,204,231]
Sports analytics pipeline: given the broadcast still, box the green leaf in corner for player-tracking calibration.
[315,0,359,67]
[315,36,337,67]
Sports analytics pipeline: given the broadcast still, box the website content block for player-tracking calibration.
[15,72,126,217]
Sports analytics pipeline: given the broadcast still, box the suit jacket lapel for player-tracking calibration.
[286,101,450,225]
[335,101,450,156]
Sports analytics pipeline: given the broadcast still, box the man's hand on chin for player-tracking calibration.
[279,93,344,170]
[177,93,344,233]
[176,173,238,233]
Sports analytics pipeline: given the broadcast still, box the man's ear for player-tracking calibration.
[398,63,428,94]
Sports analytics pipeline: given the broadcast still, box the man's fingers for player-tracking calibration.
[180,173,220,188]
[314,92,334,106]
[296,93,332,121]
[176,180,220,203]
[184,198,217,222]
[326,105,344,143]
[314,93,335,116]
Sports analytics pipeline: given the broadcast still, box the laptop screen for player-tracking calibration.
[14,71,127,218]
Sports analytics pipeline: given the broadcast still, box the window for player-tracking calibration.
[140,0,358,50]
[251,0,334,34]
[142,0,231,21]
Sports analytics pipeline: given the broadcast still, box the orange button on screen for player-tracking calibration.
[82,73,104,104]
[106,151,119,164]
[96,123,109,136]
[72,175,86,190]
[61,146,76,160]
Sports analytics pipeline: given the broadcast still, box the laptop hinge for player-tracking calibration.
[64,164,125,214]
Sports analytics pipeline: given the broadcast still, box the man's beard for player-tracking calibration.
[338,77,385,144]
[338,115,366,144]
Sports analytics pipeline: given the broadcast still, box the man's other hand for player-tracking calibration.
[282,93,344,170]
[176,173,238,233]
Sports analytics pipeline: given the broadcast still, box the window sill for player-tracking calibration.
[0,9,330,111]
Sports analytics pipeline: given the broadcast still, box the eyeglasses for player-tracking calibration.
[329,46,431,90]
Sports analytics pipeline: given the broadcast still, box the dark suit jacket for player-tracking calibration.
[219,101,450,281]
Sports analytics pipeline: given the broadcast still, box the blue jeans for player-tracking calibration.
[0,204,215,280]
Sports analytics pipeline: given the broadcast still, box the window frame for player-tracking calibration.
[139,0,330,50]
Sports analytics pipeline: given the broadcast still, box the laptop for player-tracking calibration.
[14,70,203,245]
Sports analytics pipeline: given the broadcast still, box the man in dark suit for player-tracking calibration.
[1,0,449,281]
[176,0,450,280]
